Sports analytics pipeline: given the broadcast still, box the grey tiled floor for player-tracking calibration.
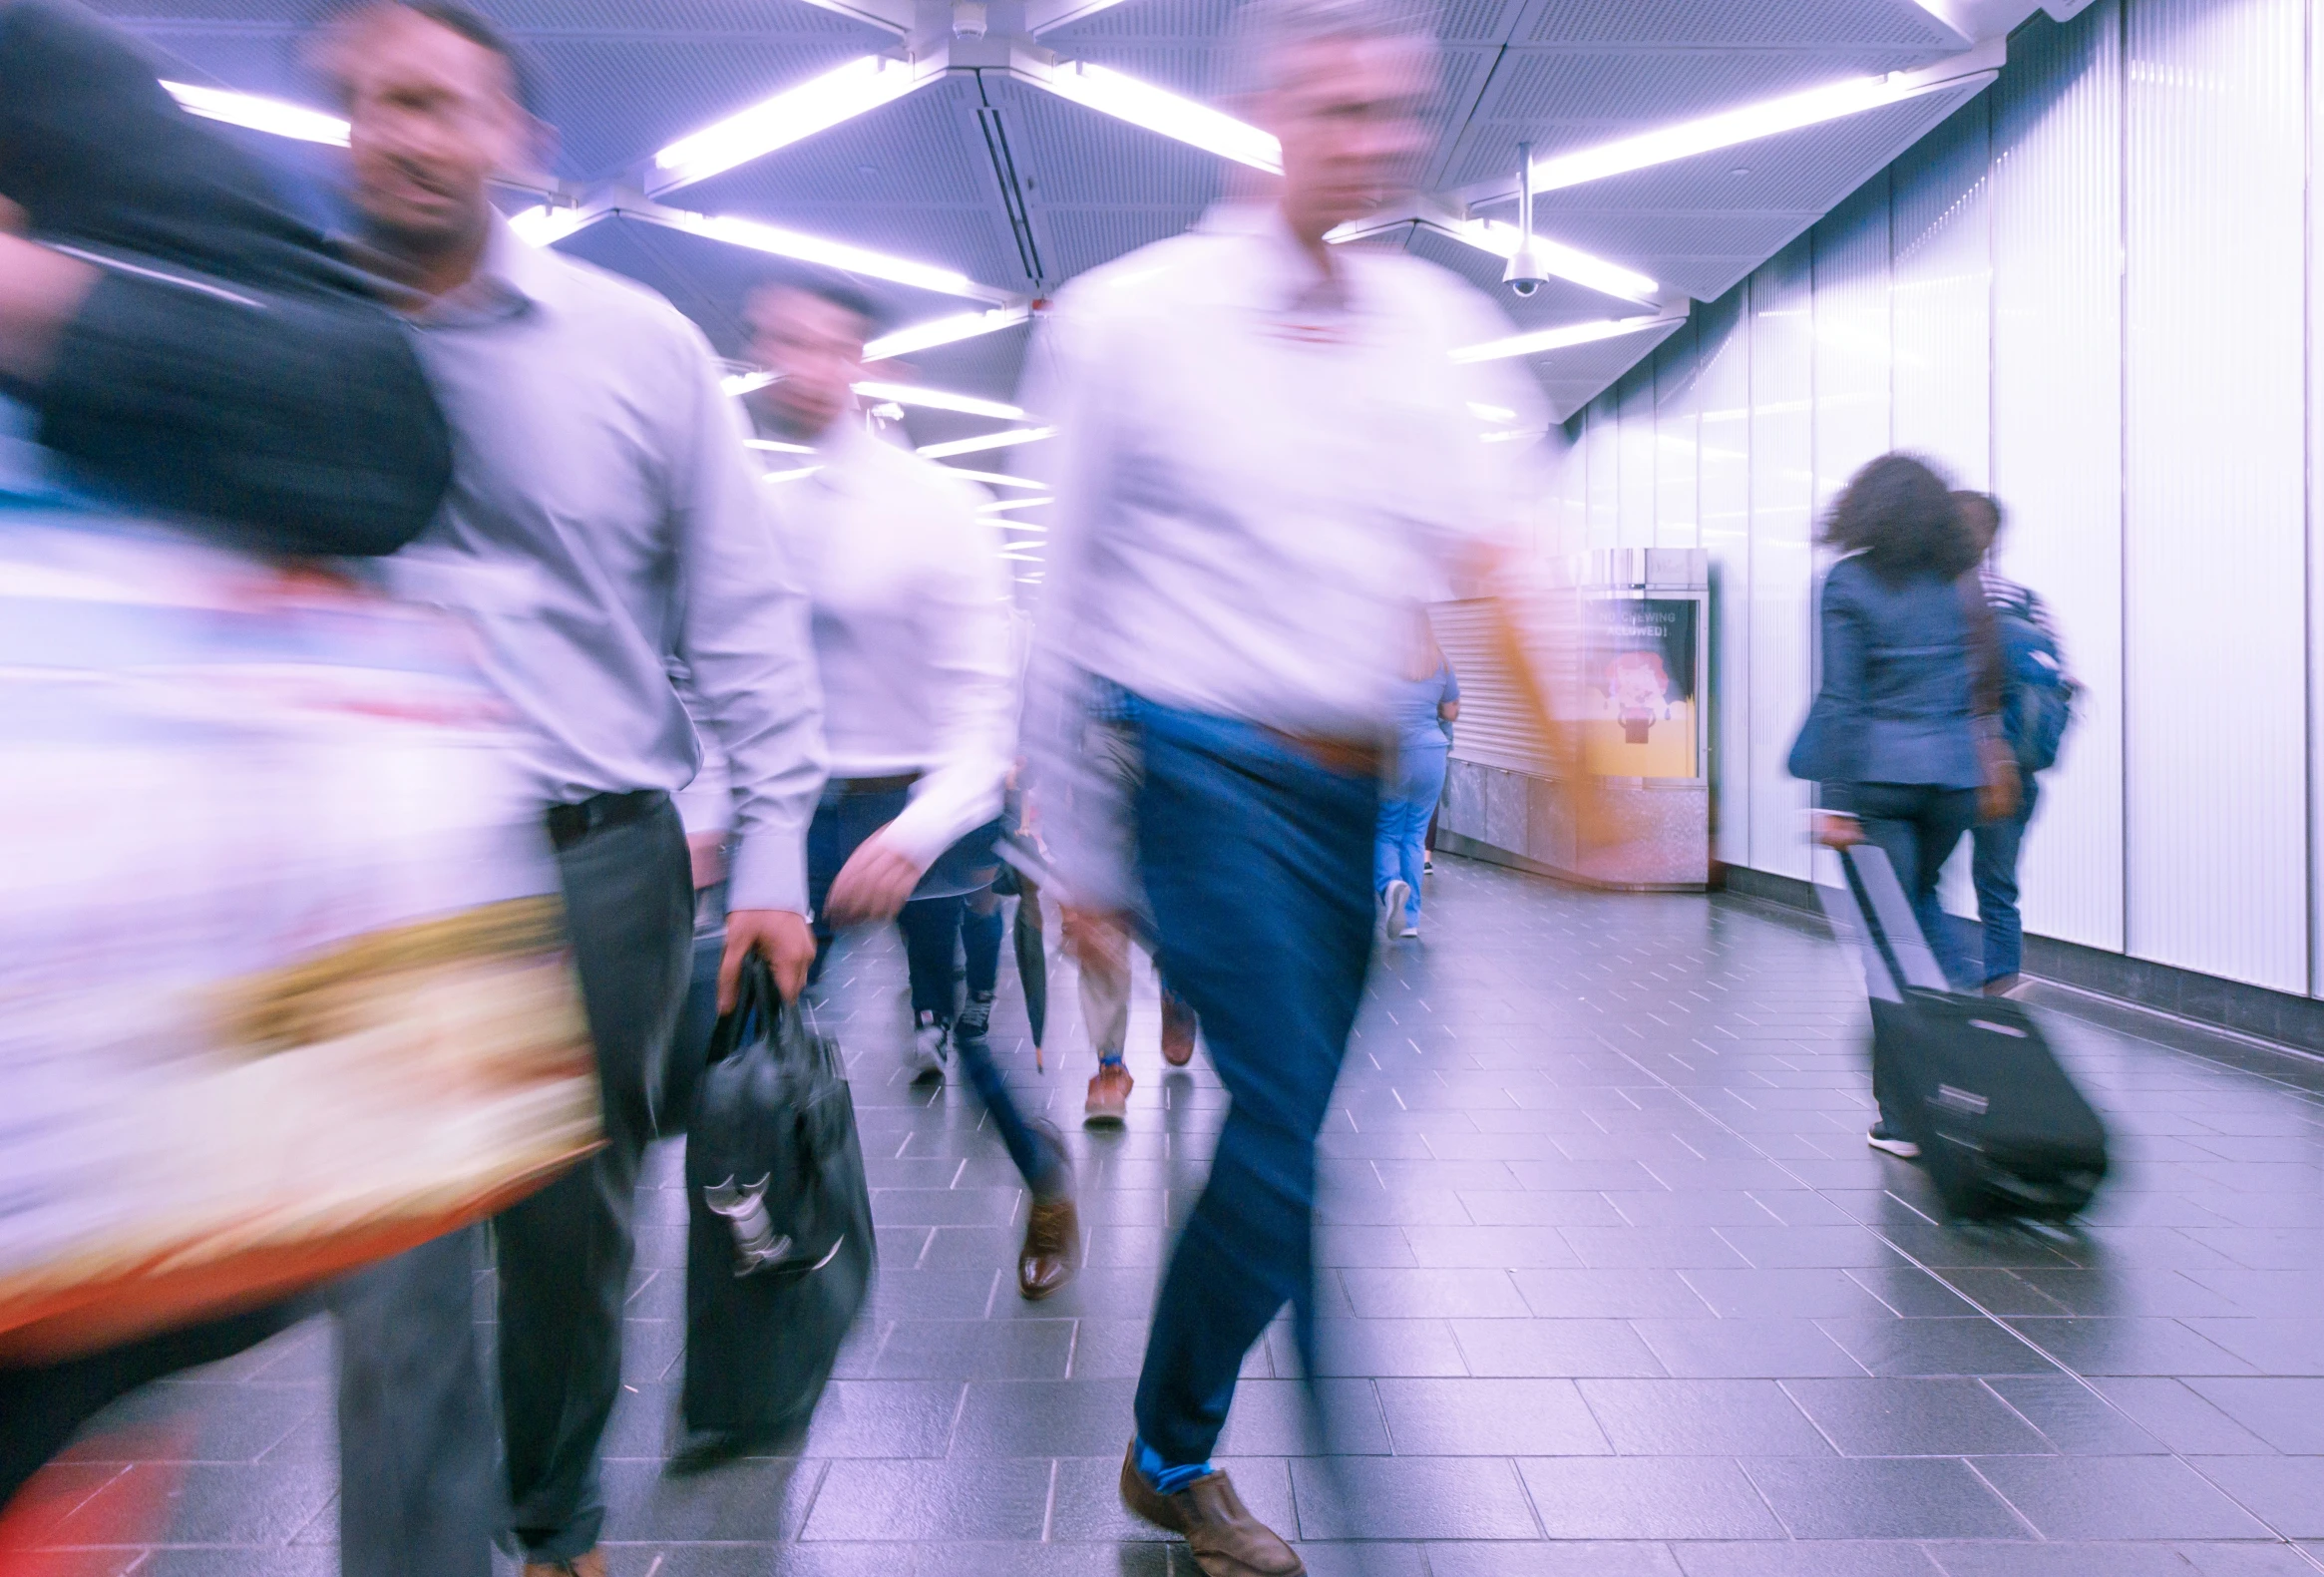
[26,855,2324,1574]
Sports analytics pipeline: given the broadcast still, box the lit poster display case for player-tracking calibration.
[1434,548,1712,892]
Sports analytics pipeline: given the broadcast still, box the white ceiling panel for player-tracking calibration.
[1520,86,1986,216]
[556,214,979,357]
[1036,205,1210,282]
[1531,318,1688,423]
[1438,45,1950,186]
[1526,0,1963,49]
[101,0,2000,436]
[978,73,1227,207]
[682,79,994,208]
[519,40,879,177]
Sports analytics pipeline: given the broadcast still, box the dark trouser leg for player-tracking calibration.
[953,1030,1067,1196]
[1973,773,2038,984]
[963,889,1004,997]
[1130,711,1375,1465]
[1853,783,1979,989]
[2,1302,303,1508]
[806,789,909,987]
[498,801,692,1562]
[899,895,964,1023]
[920,886,1064,1195]
[332,1231,495,1577]
[1854,783,1980,1128]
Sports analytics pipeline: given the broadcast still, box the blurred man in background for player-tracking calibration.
[321,5,825,1573]
[1024,0,1540,1569]
[744,277,1079,1303]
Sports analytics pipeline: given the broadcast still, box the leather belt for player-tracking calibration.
[831,773,921,796]
[546,789,666,852]
[1264,729,1385,779]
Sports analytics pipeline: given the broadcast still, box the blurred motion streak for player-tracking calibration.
[0,522,600,1366]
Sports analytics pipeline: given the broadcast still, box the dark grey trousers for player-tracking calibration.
[332,797,693,1572]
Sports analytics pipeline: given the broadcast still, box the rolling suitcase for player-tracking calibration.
[1819,843,2109,1222]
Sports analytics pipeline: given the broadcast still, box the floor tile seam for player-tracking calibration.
[1598,1040,2324,1571]
[1952,1456,2049,1541]
[787,1457,836,1538]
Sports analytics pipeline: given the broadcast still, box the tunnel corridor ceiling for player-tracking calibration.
[98,0,2029,441]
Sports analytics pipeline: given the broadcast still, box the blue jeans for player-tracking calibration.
[1374,741,1447,925]
[1972,770,2040,983]
[1124,698,1378,1465]
[807,789,1060,1195]
[1852,782,1981,993]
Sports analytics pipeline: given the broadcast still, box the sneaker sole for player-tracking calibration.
[1083,1109,1127,1128]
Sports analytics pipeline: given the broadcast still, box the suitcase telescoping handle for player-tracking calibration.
[1836,844,1951,998]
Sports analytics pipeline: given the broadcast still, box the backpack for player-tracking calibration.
[1993,591,2073,774]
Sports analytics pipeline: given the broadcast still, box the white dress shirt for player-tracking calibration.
[1025,202,1544,736]
[769,419,1015,869]
[375,218,827,913]
[1021,202,1543,904]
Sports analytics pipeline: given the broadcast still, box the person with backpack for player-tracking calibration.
[1789,455,2019,1158]
[1955,490,2076,997]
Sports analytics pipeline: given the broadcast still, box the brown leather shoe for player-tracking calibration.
[1160,990,1197,1067]
[1084,1060,1133,1125]
[1018,1192,1078,1300]
[1119,1441,1304,1576]
[523,1552,606,1577]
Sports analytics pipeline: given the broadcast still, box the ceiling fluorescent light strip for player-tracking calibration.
[1442,220,1660,303]
[745,437,815,454]
[651,55,923,193]
[1026,0,1134,31]
[942,466,1048,490]
[853,381,1025,420]
[1451,315,1683,364]
[509,204,594,247]
[1030,61,1281,174]
[1529,72,1949,194]
[643,208,1005,302]
[977,498,1053,514]
[866,305,1032,360]
[163,81,347,145]
[919,426,1057,460]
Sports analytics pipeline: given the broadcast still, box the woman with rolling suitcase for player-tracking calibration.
[1787,453,2021,1160]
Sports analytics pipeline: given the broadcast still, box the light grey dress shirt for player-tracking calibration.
[377,220,826,913]
[769,420,1015,868]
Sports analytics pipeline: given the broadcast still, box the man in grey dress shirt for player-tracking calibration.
[321,5,825,1574]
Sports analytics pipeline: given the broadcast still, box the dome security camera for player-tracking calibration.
[1501,140,1546,299]
[1503,240,1548,297]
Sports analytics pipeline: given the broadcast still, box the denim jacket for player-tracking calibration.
[1787,555,1999,815]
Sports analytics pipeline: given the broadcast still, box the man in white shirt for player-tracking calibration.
[320,7,825,1575]
[746,277,1078,1303]
[1024,1,1541,1570]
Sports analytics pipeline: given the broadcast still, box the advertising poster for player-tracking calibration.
[1582,595,1700,779]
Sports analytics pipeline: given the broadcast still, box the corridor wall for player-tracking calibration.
[1538,0,2320,998]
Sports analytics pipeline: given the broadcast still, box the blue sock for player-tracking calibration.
[1135,1436,1212,1495]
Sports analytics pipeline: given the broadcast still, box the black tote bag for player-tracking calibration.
[677,956,874,1460]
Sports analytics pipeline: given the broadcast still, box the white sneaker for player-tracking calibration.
[1380,880,1410,941]
[1400,919,1420,939]
[1866,1124,1920,1160]
[910,1010,949,1079]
